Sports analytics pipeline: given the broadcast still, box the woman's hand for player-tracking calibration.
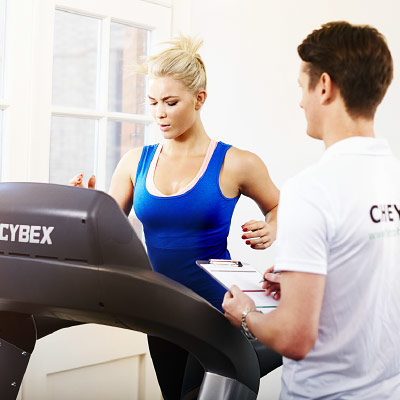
[69,173,96,189]
[262,266,281,300]
[241,219,276,250]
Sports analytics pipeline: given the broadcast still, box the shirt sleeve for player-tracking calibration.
[274,173,335,275]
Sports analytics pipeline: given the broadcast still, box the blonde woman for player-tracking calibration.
[71,36,279,399]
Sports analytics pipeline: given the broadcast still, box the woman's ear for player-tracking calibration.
[195,90,207,110]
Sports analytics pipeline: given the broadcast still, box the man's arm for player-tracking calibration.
[224,170,331,359]
[223,271,325,360]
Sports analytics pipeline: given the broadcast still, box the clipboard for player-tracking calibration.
[196,259,279,313]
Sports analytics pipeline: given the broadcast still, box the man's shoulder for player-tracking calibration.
[279,161,340,217]
[283,162,327,191]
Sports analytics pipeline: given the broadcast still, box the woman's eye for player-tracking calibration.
[167,102,178,106]
[149,102,157,106]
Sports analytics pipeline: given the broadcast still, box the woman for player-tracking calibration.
[71,36,279,400]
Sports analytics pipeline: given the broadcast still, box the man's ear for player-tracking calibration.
[195,90,207,110]
[319,72,335,105]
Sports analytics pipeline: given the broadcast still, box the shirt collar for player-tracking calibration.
[322,136,392,159]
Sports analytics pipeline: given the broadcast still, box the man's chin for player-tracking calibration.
[306,130,322,141]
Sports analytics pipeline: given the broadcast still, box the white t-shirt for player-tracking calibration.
[274,137,400,400]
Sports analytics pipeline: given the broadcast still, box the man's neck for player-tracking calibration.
[322,111,375,149]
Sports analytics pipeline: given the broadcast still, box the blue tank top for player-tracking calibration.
[133,141,240,311]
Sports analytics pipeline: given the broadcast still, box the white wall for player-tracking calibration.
[172,0,400,398]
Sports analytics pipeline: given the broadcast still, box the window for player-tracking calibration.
[50,10,150,191]
[49,9,152,233]
[0,110,3,174]
[0,0,5,99]
[0,0,169,212]
[0,0,7,177]
[50,116,98,184]
[108,22,149,115]
[52,11,100,109]
[105,21,149,189]
[1,0,169,184]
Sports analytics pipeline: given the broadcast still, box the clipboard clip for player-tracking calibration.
[209,259,244,267]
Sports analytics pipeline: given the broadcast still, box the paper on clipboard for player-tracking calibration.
[196,260,279,313]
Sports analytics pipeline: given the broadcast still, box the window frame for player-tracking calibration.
[0,0,8,178]
[2,0,170,184]
[49,9,153,190]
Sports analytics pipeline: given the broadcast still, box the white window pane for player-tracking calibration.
[108,23,149,114]
[0,110,3,177]
[106,120,145,190]
[49,116,97,184]
[52,10,100,109]
[0,0,6,99]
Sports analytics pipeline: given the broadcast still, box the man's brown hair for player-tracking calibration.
[298,21,393,119]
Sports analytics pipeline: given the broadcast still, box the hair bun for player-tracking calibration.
[144,35,207,92]
[171,35,203,59]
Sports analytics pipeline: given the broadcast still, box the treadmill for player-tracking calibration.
[0,182,282,400]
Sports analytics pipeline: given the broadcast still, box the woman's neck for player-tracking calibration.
[163,119,211,157]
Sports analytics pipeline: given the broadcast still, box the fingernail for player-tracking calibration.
[241,234,247,239]
[243,228,248,232]
[246,240,251,245]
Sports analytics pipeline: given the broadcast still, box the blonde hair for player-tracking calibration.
[144,36,207,93]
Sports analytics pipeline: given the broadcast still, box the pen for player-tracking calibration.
[259,270,280,283]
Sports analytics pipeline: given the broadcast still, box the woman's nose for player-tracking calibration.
[156,104,167,118]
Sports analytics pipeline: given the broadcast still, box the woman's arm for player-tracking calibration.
[220,147,280,249]
[70,147,143,217]
[108,147,143,216]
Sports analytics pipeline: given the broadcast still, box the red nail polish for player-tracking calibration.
[243,228,248,232]
[242,235,247,239]
[246,240,251,244]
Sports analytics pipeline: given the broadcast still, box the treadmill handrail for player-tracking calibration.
[0,182,261,393]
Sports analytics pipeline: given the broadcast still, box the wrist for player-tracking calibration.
[241,307,262,339]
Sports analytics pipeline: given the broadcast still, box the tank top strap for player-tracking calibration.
[135,144,158,185]
[205,141,232,179]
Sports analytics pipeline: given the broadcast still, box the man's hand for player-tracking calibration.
[262,266,281,300]
[222,285,256,328]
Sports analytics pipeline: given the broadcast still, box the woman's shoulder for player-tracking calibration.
[120,146,144,164]
[122,142,161,161]
[223,144,267,172]
[114,146,146,178]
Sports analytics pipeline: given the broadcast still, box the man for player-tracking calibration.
[223,21,400,399]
